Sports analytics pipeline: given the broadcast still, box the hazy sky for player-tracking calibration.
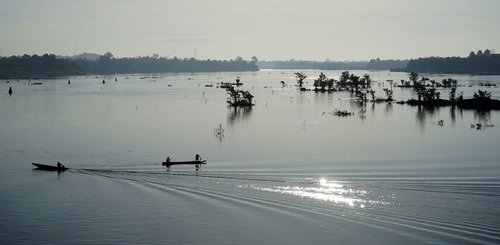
[1,0,499,61]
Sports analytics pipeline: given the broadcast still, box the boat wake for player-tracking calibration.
[76,169,500,244]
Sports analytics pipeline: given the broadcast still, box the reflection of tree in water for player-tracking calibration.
[449,106,463,123]
[416,106,440,130]
[227,106,253,126]
[385,102,393,115]
[450,106,456,122]
[474,110,491,123]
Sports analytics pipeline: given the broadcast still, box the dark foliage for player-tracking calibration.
[365,58,408,70]
[226,86,254,107]
[406,50,500,75]
[75,55,259,74]
[257,60,367,70]
[0,54,84,78]
[406,90,500,109]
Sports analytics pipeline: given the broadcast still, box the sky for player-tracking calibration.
[0,0,499,61]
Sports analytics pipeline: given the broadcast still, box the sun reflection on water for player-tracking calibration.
[248,178,389,208]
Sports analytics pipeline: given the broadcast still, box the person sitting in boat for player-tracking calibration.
[162,157,171,167]
[195,154,201,161]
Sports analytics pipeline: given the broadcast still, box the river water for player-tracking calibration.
[1,70,499,244]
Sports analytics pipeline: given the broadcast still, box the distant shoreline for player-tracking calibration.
[2,50,500,79]
[0,54,259,79]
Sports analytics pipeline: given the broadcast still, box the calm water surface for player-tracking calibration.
[1,70,499,244]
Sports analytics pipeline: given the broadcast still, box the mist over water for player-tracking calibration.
[1,70,500,244]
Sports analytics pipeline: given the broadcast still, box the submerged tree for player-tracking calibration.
[326,78,336,91]
[363,74,372,88]
[449,87,457,102]
[295,72,307,87]
[442,78,458,88]
[423,87,440,101]
[339,71,350,88]
[227,86,254,107]
[367,89,376,102]
[355,90,367,102]
[473,90,491,99]
[314,72,328,91]
[409,72,419,86]
[349,74,361,92]
[383,88,394,101]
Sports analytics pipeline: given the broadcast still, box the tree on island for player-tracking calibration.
[473,90,491,99]
[349,74,361,92]
[339,71,350,89]
[313,72,328,92]
[226,86,254,107]
[449,87,463,103]
[383,88,394,102]
[409,72,419,87]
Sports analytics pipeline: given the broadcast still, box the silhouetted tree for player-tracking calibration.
[314,72,328,92]
[363,74,372,88]
[383,88,393,101]
[326,78,335,91]
[295,72,307,87]
[442,78,458,88]
[473,90,491,99]
[227,86,254,107]
[349,74,361,92]
[449,87,457,102]
[409,72,419,86]
[367,89,376,101]
[355,90,367,102]
[339,71,350,88]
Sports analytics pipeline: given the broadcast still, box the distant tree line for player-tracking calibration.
[74,53,259,74]
[2,50,499,78]
[0,53,259,78]
[404,50,500,75]
[0,54,84,78]
[365,58,408,70]
[258,59,408,71]
[257,60,368,70]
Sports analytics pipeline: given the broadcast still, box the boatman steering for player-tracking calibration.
[195,154,202,171]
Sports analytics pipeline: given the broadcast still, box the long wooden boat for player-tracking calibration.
[32,163,69,171]
[162,160,207,167]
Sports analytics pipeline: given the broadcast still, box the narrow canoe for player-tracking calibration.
[162,160,207,167]
[32,163,69,171]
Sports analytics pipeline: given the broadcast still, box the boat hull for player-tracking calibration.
[32,163,68,171]
[162,160,207,167]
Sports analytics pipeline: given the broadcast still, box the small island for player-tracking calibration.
[226,85,254,107]
[293,70,500,110]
